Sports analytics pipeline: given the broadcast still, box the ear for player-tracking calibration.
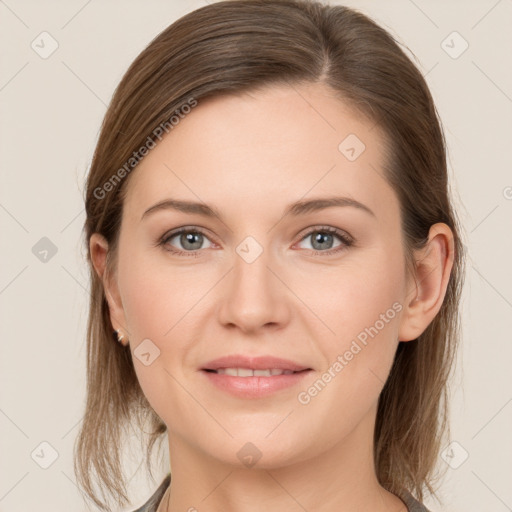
[89,233,129,345]
[398,223,455,342]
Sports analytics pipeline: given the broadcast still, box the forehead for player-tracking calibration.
[123,82,398,226]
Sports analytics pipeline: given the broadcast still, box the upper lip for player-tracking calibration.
[202,354,311,372]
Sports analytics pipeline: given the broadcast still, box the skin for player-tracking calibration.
[90,82,454,512]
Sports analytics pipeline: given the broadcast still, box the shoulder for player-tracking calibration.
[400,490,432,512]
[130,474,171,512]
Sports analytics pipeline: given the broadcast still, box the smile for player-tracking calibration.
[201,368,312,398]
[205,368,303,376]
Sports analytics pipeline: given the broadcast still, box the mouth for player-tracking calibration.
[200,354,313,398]
[200,367,313,399]
[202,368,311,377]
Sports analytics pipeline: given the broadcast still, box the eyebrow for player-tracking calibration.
[141,195,376,222]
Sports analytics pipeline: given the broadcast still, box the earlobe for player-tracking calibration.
[398,223,455,342]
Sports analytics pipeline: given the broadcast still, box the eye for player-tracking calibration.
[294,226,353,255]
[159,227,214,256]
[157,225,354,257]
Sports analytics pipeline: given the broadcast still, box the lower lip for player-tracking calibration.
[201,369,313,399]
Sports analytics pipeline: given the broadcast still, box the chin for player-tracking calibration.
[201,435,311,470]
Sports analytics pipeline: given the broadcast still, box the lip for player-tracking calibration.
[201,354,311,372]
[200,354,313,399]
[201,369,313,399]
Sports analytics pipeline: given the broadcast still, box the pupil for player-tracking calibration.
[182,232,202,250]
[312,232,332,250]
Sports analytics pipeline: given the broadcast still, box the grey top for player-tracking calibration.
[131,474,170,512]
[131,474,431,512]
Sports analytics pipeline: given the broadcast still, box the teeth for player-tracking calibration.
[214,368,295,377]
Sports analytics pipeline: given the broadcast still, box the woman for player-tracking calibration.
[74,1,466,511]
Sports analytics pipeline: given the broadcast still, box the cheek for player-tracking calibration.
[294,256,404,442]
[307,249,405,342]
[305,248,405,397]
[118,247,199,340]
[117,251,195,421]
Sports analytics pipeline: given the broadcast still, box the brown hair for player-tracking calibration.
[75,0,466,510]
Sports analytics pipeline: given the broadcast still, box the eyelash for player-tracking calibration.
[157,225,354,257]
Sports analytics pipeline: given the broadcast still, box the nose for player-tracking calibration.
[217,245,291,334]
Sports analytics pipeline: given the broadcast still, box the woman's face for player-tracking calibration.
[103,82,418,467]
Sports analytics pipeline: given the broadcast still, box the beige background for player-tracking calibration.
[1,0,511,511]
